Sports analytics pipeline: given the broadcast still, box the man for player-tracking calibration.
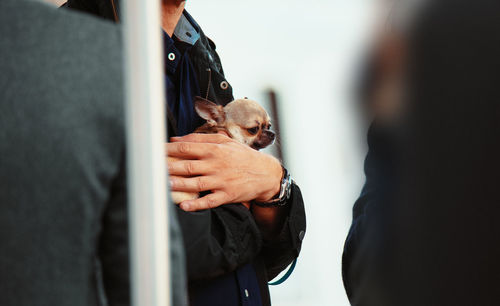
[0,1,185,305]
[63,0,307,305]
[343,0,500,305]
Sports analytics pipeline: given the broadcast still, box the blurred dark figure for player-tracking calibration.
[0,1,186,305]
[343,0,500,305]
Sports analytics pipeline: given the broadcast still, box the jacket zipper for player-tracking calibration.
[205,68,212,100]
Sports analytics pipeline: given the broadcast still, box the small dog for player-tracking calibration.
[169,96,276,204]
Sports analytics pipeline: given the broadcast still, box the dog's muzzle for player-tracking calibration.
[252,130,275,150]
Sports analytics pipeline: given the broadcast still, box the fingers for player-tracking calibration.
[170,133,232,144]
[217,131,230,137]
[167,160,212,176]
[170,175,218,193]
[166,142,217,158]
[179,191,229,211]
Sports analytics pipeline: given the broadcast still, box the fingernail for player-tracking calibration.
[181,202,191,211]
[169,179,174,188]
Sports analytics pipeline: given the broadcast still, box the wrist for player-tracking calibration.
[253,164,293,208]
[255,156,283,202]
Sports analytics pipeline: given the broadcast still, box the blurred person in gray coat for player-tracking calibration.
[0,0,186,305]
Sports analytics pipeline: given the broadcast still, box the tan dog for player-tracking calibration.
[169,96,276,204]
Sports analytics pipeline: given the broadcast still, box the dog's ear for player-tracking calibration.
[194,97,225,126]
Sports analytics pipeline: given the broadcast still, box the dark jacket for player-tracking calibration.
[0,1,186,305]
[62,0,307,304]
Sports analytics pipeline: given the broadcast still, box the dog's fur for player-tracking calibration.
[169,97,275,204]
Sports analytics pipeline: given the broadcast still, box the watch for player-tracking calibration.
[252,166,293,207]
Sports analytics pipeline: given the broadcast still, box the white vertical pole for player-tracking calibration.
[122,0,170,305]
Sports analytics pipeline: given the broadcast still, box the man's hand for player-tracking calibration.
[166,133,283,212]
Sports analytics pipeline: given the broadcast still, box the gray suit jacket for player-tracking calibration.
[0,1,186,305]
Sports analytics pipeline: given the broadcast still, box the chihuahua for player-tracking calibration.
[169,96,276,204]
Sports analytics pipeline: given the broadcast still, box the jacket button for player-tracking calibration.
[298,230,305,241]
[168,52,176,61]
[220,81,229,90]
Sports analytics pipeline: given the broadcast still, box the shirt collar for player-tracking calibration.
[174,11,200,46]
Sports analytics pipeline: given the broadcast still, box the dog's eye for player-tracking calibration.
[247,127,259,135]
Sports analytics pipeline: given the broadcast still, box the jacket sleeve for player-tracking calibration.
[176,183,306,283]
[175,204,263,281]
[259,183,306,280]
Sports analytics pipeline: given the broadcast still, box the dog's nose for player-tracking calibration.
[265,130,275,141]
[252,130,276,150]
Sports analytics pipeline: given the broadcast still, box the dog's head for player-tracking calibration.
[194,97,275,150]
